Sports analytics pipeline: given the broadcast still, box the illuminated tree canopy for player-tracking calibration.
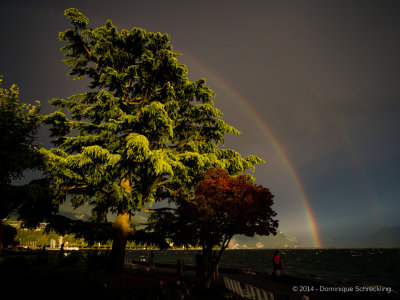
[40,8,263,274]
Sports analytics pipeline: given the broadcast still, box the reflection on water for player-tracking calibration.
[126,248,400,290]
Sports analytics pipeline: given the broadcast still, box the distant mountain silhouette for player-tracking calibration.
[229,232,299,249]
[322,225,400,247]
[57,205,400,248]
[58,211,90,221]
[361,225,400,247]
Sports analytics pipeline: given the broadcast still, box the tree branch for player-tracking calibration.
[61,185,88,191]
[137,88,149,118]
[83,44,92,57]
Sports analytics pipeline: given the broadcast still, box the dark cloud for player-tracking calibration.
[1,0,399,246]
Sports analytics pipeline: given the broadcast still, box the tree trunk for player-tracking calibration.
[202,242,229,289]
[0,220,3,253]
[109,212,130,275]
[202,247,213,289]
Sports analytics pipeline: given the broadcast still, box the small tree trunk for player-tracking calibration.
[0,220,3,253]
[202,247,213,289]
[109,212,130,275]
[202,241,229,289]
[204,269,212,289]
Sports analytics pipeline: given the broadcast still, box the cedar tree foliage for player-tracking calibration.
[40,9,263,274]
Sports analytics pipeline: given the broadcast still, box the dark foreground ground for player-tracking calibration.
[131,260,400,300]
[1,251,399,300]
[0,251,236,300]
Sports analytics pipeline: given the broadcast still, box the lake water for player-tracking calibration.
[126,248,400,291]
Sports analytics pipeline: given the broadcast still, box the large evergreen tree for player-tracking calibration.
[41,8,262,274]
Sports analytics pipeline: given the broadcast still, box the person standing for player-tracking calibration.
[195,251,202,277]
[271,250,282,277]
[148,251,155,271]
[58,243,65,265]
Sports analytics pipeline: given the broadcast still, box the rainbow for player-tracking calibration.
[181,55,323,248]
[336,123,386,245]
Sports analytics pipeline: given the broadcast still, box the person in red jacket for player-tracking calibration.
[271,250,282,277]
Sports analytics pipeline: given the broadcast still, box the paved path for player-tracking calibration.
[124,260,400,300]
[223,272,399,300]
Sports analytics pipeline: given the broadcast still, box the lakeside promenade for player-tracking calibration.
[2,250,398,300]
[225,271,398,300]
[125,259,400,300]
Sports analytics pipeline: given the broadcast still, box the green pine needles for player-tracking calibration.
[39,9,265,274]
[42,8,263,219]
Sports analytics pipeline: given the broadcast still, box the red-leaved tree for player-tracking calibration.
[176,168,278,287]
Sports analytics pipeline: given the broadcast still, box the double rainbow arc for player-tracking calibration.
[182,55,323,248]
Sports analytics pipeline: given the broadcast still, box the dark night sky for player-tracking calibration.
[1,0,399,246]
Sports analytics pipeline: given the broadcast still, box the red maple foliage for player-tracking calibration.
[176,169,278,286]
[181,168,278,250]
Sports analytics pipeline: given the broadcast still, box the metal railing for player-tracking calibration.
[125,259,275,300]
[223,275,275,300]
